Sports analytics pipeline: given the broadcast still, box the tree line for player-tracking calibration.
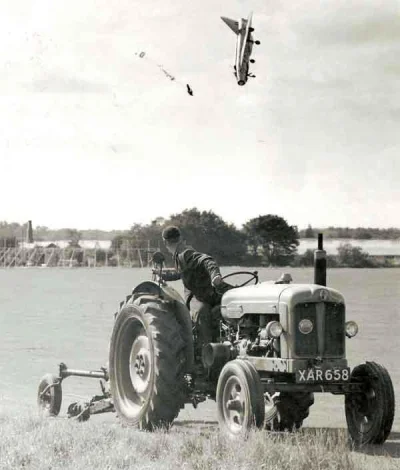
[300,224,400,240]
[0,210,300,266]
[110,209,300,267]
[0,211,398,268]
[2,220,399,244]
[0,222,124,243]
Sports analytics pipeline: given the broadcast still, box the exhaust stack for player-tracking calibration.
[314,232,327,286]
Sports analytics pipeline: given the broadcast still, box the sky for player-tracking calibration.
[1,0,399,231]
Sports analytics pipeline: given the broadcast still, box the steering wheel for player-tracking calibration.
[221,271,259,288]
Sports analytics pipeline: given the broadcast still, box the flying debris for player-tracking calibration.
[160,67,175,81]
[135,51,193,96]
[221,12,260,86]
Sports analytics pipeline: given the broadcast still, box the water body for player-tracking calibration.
[0,267,399,431]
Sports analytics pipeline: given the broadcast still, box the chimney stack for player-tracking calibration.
[27,220,34,243]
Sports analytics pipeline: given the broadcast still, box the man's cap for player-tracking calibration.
[162,225,181,242]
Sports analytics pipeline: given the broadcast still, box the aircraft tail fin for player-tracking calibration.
[221,16,239,34]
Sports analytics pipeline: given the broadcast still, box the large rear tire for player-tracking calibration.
[345,361,395,446]
[109,300,186,430]
[216,359,265,438]
[265,392,314,431]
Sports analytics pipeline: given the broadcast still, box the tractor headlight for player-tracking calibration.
[266,321,283,338]
[298,318,314,335]
[345,321,358,338]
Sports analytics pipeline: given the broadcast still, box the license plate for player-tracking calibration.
[296,367,350,383]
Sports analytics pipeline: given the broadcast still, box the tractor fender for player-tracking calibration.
[131,281,163,297]
[132,281,194,373]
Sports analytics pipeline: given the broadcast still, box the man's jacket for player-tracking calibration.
[169,244,222,305]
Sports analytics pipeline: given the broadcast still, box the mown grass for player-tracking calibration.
[0,407,398,470]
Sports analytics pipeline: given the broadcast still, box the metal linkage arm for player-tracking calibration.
[59,363,108,381]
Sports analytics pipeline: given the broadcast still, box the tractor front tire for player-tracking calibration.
[109,300,186,430]
[216,359,265,438]
[345,361,395,446]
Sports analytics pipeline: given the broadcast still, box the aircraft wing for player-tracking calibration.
[239,12,253,65]
[221,16,240,34]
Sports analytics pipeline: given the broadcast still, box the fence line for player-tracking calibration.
[0,246,160,268]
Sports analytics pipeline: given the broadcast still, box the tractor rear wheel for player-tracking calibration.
[109,300,186,430]
[216,359,265,438]
[345,361,394,446]
[265,391,314,431]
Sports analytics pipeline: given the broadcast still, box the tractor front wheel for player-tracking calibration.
[216,359,265,438]
[345,361,394,446]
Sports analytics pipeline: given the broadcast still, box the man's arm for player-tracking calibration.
[152,268,181,281]
[180,249,222,285]
[162,270,182,281]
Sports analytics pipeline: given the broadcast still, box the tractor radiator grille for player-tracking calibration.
[294,303,318,356]
[294,302,345,358]
[324,303,345,356]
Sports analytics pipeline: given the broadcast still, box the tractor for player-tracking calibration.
[38,236,395,446]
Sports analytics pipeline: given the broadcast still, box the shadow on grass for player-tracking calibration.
[174,420,218,427]
[302,428,400,458]
[357,431,400,459]
[173,420,218,434]
[173,422,400,458]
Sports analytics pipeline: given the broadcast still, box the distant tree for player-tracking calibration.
[304,224,315,238]
[353,228,373,240]
[151,217,166,226]
[75,250,84,265]
[0,221,22,241]
[337,243,375,268]
[243,215,299,266]
[327,254,339,268]
[110,222,161,255]
[111,232,128,251]
[34,226,50,241]
[337,227,352,239]
[324,227,338,239]
[66,228,82,248]
[301,249,315,266]
[109,209,247,265]
[95,249,110,264]
[168,208,247,265]
[0,236,17,248]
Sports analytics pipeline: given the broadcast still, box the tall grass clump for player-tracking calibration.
[0,406,398,470]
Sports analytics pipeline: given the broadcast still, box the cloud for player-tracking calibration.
[288,1,400,46]
[28,75,110,93]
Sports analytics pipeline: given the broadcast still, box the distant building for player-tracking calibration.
[22,240,113,250]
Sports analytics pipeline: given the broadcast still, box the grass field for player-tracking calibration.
[1,407,399,470]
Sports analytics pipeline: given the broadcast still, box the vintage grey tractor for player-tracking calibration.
[38,239,395,446]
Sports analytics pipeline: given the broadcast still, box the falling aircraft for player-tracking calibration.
[221,12,260,86]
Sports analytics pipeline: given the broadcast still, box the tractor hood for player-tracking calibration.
[220,281,344,320]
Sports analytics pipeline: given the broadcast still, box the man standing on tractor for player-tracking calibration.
[161,225,230,361]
